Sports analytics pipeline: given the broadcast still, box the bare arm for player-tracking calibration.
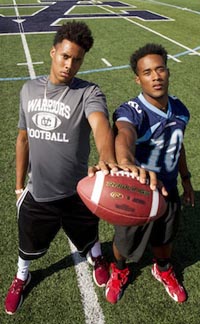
[178,144,194,206]
[88,112,117,176]
[15,129,29,198]
[115,120,137,168]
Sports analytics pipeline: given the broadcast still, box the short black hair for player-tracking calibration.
[130,43,168,75]
[53,20,94,52]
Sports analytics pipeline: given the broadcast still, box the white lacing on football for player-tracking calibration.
[110,170,150,184]
[110,170,137,178]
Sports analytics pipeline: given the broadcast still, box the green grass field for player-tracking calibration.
[0,0,200,323]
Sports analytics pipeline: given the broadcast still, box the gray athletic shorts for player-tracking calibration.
[113,187,181,263]
[17,190,99,260]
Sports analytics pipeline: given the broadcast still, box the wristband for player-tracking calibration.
[181,172,191,181]
[15,188,24,194]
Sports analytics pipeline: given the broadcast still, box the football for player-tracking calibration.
[77,171,167,226]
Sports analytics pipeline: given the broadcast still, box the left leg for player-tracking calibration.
[61,194,109,287]
[150,188,186,303]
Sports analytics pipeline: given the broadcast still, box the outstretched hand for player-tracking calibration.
[117,163,168,196]
[88,160,118,177]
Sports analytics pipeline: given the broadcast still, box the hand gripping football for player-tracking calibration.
[77,171,167,226]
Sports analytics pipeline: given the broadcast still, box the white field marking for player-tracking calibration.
[17,62,44,66]
[145,0,200,15]
[189,52,200,56]
[13,0,36,79]
[101,58,112,67]
[68,239,105,324]
[97,4,200,56]
[167,55,181,63]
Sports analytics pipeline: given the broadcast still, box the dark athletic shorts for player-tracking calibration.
[113,187,181,263]
[17,190,99,260]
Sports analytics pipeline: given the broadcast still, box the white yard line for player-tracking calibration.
[13,0,36,79]
[68,240,105,324]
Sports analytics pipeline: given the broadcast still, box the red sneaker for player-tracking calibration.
[152,263,187,303]
[86,252,110,287]
[5,273,31,315]
[105,263,130,304]
[93,256,110,287]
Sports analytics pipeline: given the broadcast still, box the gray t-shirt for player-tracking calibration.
[18,76,108,202]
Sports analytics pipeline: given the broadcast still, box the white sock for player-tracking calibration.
[17,256,31,281]
[90,241,102,258]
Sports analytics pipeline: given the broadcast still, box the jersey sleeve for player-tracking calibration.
[113,100,143,129]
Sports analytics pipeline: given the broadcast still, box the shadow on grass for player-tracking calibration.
[128,190,200,286]
[24,253,77,300]
[23,242,113,302]
[24,191,200,301]
[173,190,200,270]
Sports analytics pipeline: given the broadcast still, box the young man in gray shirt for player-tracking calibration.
[5,21,117,315]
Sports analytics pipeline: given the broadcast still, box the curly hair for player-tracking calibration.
[130,43,168,75]
[53,20,94,52]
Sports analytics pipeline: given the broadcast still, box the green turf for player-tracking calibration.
[0,0,200,323]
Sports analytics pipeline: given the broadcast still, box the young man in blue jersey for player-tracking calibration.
[105,43,194,304]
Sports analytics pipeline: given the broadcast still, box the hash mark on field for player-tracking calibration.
[17,61,44,66]
[101,58,112,67]
[167,55,181,62]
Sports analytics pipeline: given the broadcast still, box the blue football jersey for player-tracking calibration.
[113,93,190,190]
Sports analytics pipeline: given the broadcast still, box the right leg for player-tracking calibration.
[5,257,32,315]
[17,257,31,281]
[5,191,61,315]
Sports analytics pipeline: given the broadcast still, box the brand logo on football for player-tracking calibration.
[110,192,124,199]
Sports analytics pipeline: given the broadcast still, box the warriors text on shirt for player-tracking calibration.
[27,98,70,142]
[28,98,71,119]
